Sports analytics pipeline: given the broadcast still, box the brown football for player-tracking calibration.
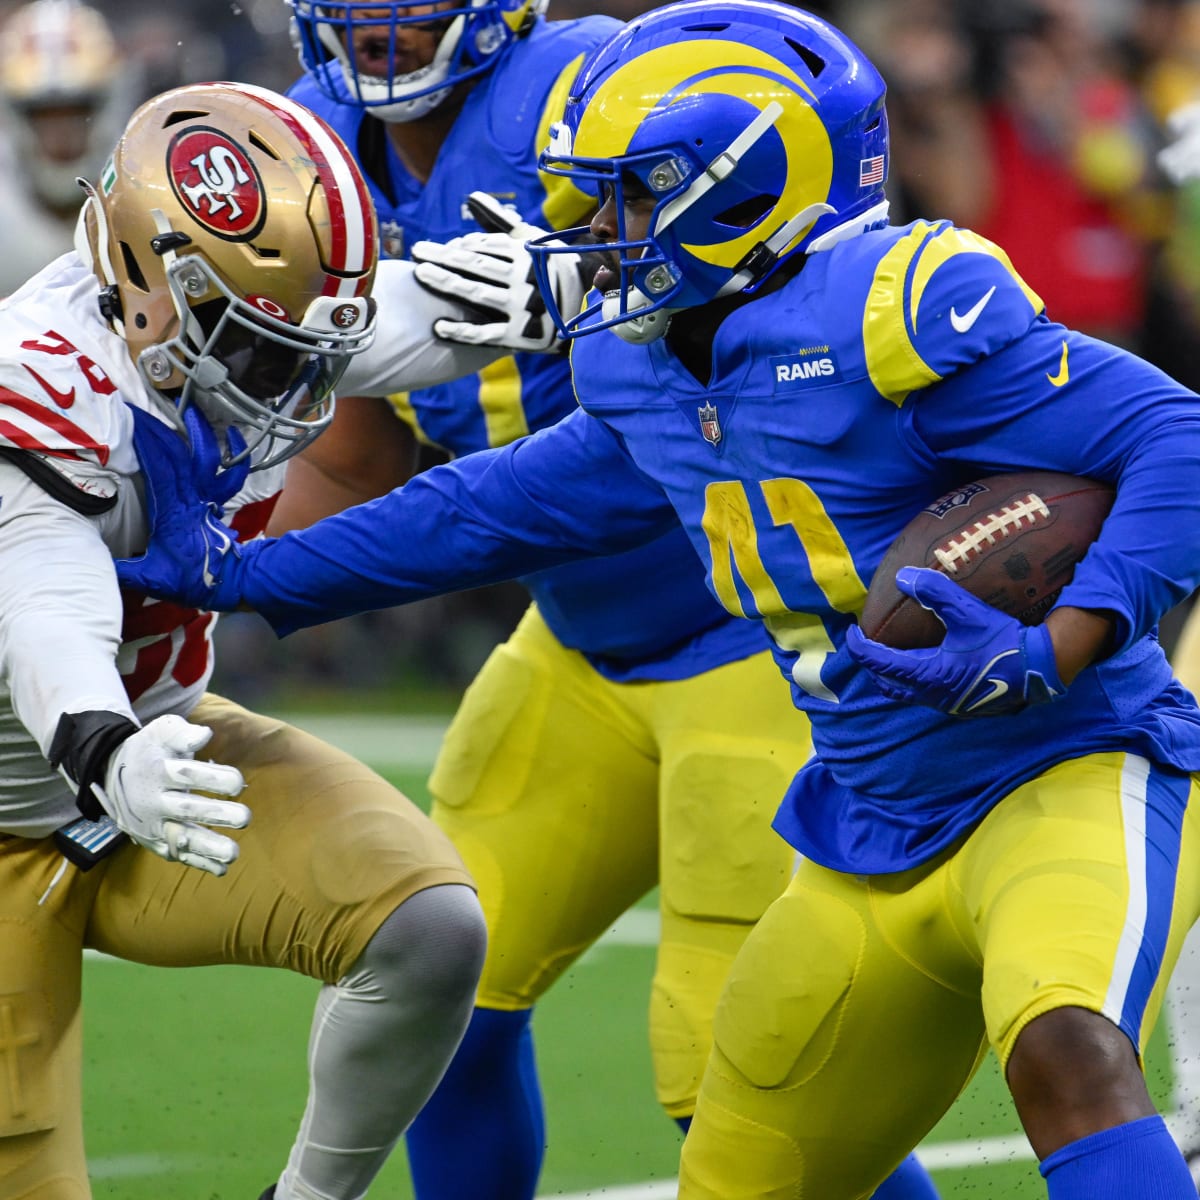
[860,472,1116,649]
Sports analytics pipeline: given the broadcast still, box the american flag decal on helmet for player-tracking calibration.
[698,402,721,446]
[859,155,885,186]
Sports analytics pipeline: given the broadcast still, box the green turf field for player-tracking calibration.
[81,716,1180,1199]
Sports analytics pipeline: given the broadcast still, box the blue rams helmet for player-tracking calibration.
[290,0,547,123]
[529,0,890,342]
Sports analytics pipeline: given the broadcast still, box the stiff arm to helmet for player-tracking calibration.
[74,81,379,473]
[525,0,892,342]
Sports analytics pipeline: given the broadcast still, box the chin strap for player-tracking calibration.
[606,291,677,345]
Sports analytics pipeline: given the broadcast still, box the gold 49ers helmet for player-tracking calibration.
[75,81,379,469]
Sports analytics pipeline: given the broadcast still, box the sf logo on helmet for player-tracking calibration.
[167,128,266,241]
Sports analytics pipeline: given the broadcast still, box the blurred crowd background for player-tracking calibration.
[2,0,1200,708]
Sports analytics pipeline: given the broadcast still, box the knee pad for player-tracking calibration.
[349,884,487,1009]
[712,886,863,1091]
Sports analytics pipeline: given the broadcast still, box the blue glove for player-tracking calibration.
[845,566,1066,717]
[115,405,248,611]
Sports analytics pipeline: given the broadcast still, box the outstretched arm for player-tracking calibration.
[118,407,679,636]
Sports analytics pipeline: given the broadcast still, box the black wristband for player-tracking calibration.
[48,711,140,819]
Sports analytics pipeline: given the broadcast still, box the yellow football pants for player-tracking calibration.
[680,751,1200,1198]
[429,604,811,1117]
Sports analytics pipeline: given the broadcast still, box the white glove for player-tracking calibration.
[1159,102,1200,185]
[93,715,250,876]
[410,191,585,353]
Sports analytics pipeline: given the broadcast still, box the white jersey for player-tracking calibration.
[0,253,284,838]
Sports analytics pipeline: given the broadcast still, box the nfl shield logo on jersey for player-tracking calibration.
[698,402,722,446]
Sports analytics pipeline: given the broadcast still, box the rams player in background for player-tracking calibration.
[0,82,489,1200]
[271,2,937,1198]
[120,1,1200,1196]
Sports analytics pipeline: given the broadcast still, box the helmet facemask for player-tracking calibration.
[138,236,375,470]
[290,0,544,123]
[532,104,838,344]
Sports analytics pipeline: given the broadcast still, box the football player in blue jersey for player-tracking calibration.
[116,2,1200,1196]
[268,3,939,1199]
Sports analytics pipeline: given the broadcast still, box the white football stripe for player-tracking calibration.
[233,82,373,284]
[1103,754,1151,1025]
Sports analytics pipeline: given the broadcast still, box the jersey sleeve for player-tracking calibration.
[863,221,1045,406]
[338,259,507,398]
[0,457,134,757]
[904,321,1200,652]
[236,407,679,636]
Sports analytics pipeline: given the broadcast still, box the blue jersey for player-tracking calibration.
[289,21,764,680]
[234,220,1200,873]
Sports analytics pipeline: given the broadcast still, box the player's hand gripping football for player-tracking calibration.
[95,715,249,875]
[410,190,584,353]
[115,404,245,611]
[845,566,1066,717]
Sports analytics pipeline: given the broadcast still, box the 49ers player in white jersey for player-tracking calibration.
[0,81,486,1200]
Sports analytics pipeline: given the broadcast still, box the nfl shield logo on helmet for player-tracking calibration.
[698,402,722,446]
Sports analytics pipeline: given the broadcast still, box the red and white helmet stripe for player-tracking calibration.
[215,82,377,297]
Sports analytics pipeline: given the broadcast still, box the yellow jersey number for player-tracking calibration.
[700,479,867,702]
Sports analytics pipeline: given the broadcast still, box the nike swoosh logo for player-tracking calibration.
[23,365,75,408]
[949,286,997,334]
[1047,340,1069,387]
[966,677,1009,713]
[201,510,233,590]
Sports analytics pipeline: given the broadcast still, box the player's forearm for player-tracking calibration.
[1045,606,1117,685]
[1058,414,1200,651]
[238,459,612,635]
[238,424,674,635]
[0,484,133,755]
[339,259,505,396]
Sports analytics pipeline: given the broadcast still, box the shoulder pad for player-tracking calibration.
[862,221,1044,406]
[485,17,620,161]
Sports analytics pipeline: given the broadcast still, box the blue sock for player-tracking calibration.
[406,1007,544,1200]
[870,1154,941,1199]
[1040,1114,1195,1198]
